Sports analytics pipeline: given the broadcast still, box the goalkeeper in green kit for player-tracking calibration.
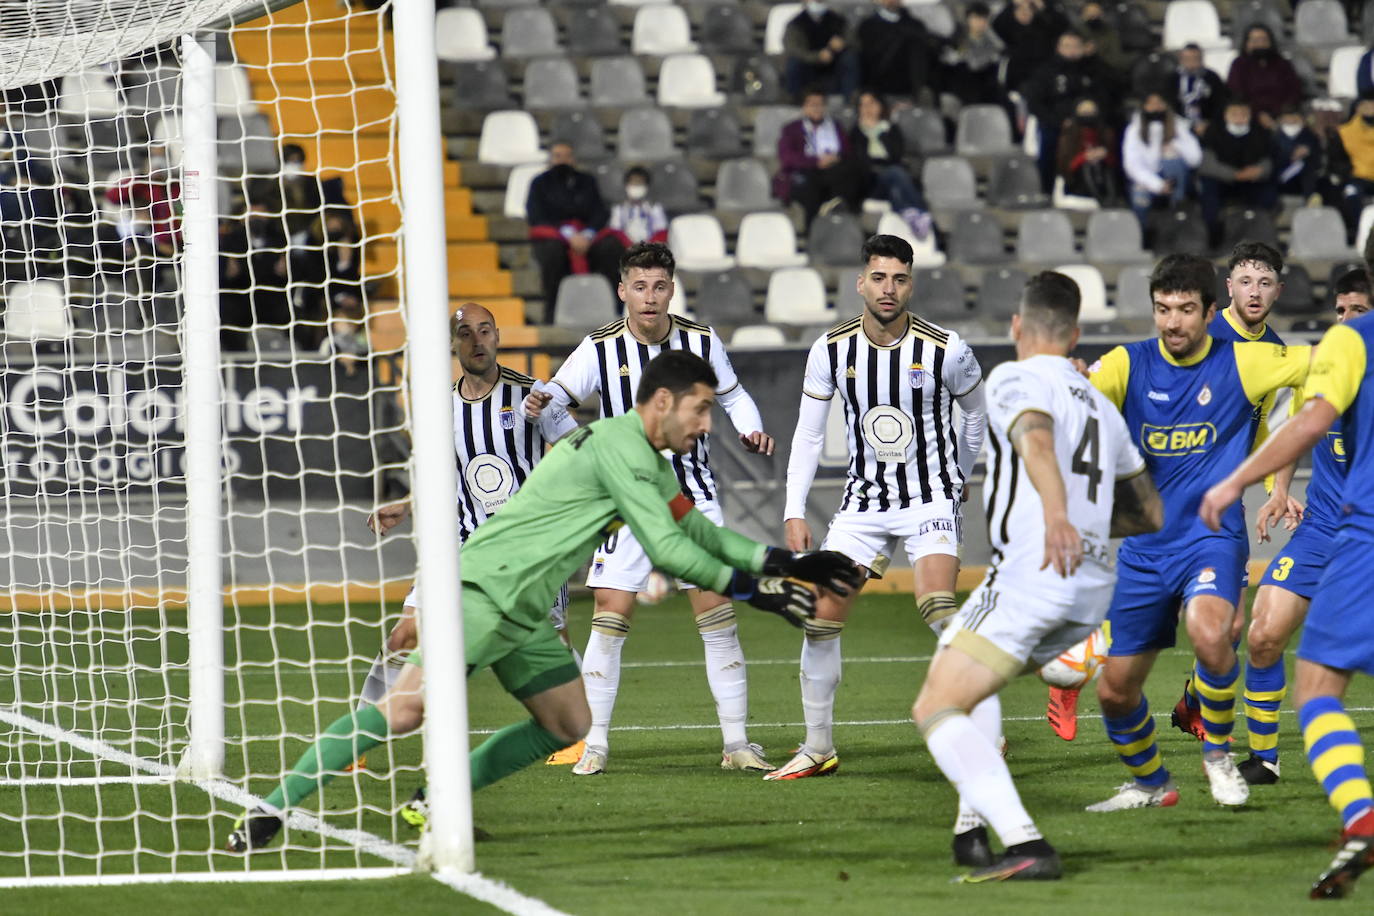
[227,350,862,851]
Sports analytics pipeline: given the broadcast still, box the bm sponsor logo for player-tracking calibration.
[1141,422,1217,456]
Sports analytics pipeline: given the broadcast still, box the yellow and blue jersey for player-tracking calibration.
[1305,314,1374,541]
[1208,307,1285,345]
[1091,336,1311,551]
[1300,404,1347,531]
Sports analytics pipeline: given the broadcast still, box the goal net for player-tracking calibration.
[0,0,457,884]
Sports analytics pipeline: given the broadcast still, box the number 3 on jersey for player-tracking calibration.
[1072,417,1103,503]
[1271,556,1293,581]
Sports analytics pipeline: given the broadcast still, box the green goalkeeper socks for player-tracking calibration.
[262,705,390,811]
[469,718,567,791]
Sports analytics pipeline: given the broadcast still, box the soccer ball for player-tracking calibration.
[637,570,672,605]
[1037,624,1109,689]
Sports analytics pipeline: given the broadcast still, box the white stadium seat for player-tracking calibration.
[435,8,496,62]
[1163,0,1226,50]
[735,212,808,269]
[656,54,725,108]
[765,267,832,325]
[668,214,737,271]
[477,110,545,165]
[632,4,697,56]
[1054,264,1114,322]
[503,162,546,218]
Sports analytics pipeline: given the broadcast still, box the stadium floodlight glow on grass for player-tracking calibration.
[0,0,478,889]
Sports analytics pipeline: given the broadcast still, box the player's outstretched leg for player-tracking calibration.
[1241,652,1285,785]
[950,694,1000,867]
[1195,659,1249,806]
[575,608,630,775]
[766,617,843,780]
[1301,693,1374,898]
[1089,696,1179,812]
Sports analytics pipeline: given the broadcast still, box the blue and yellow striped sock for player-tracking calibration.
[1245,657,1286,765]
[1185,661,1201,712]
[1301,696,1374,829]
[1195,659,1240,753]
[1104,698,1170,787]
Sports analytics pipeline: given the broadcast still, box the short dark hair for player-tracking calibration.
[1181,42,1203,54]
[1059,27,1086,42]
[861,233,914,268]
[802,85,827,103]
[635,350,718,404]
[1228,240,1283,276]
[1150,254,1217,309]
[625,165,650,184]
[281,142,305,163]
[620,241,676,279]
[1335,268,1372,299]
[966,1,990,16]
[1020,270,1081,336]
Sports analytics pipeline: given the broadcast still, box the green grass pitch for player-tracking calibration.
[2,589,1371,914]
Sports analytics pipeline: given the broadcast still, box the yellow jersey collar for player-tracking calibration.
[1157,334,1213,367]
[1223,306,1268,341]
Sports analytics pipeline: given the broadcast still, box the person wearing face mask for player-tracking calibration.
[1331,95,1374,246]
[1056,97,1122,205]
[1198,98,1278,247]
[774,88,868,229]
[606,167,668,247]
[1077,1,1127,77]
[992,0,1069,94]
[940,2,1005,107]
[782,1,859,100]
[1171,44,1225,135]
[1024,29,1111,192]
[854,0,936,102]
[278,142,324,244]
[1226,25,1303,129]
[1123,91,1203,227]
[1271,105,1322,203]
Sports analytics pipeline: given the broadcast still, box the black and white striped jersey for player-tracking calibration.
[799,313,983,512]
[548,315,761,504]
[454,365,576,543]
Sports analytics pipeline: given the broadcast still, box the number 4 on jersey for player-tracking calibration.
[1072,417,1103,503]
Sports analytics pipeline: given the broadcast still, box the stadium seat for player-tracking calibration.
[616,108,676,161]
[1055,265,1113,321]
[1295,0,1351,46]
[765,4,803,55]
[1163,0,1226,49]
[692,268,757,326]
[910,3,956,37]
[590,57,649,108]
[1085,209,1149,263]
[1277,264,1320,314]
[650,159,704,214]
[1114,264,1154,318]
[593,160,627,203]
[668,214,737,270]
[1204,47,1237,79]
[1231,0,1285,49]
[435,8,497,61]
[955,104,1015,156]
[765,268,832,325]
[477,110,545,165]
[1152,206,1209,254]
[57,69,122,116]
[730,54,785,105]
[554,275,619,327]
[566,6,625,56]
[808,211,866,266]
[4,280,72,341]
[715,157,776,212]
[686,108,745,159]
[151,113,183,166]
[876,211,945,267]
[657,54,725,108]
[1053,174,1102,211]
[1289,207,1358,260]
[896,107,948,155]
[921,157,978,210]
[523,57,584,110]
[1113,1,1157,53]
[987,155,1048,209]
[979,268,1030,321]
[632,4,697,55]
[913,268,968,323]
[1327,45,1365,98]
[503,162,545,218]
[450,61,514,110]
[668,279,693,319]
[501,7,561,58]
[549,110,607,161]
[700,4,757,53]
[752,105,796,157]
[737,212,808,268]
[731,324,787,347]
[1219,208,1279,253]
[1356,204,1374,252]
[213,63,255,116]
[950,211,1008,264]
[1016,210,1077,263]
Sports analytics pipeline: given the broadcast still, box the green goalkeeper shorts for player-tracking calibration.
[406,585,580,700]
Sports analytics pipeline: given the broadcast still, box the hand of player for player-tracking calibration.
[386,605,418,653]
[368,501,410,536]
[1282,494,1306,531]
[1199,478,1243,532]
[740,430,775,455]
[1040,514,1083,578]
[762,547,863,597]
[1069,357,1090,378]
[784,517,813,552]
[1254,488,1299,542]
[728,573,816,628]
[523,389,552,419]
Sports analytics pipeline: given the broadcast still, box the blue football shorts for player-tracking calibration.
[1299,535,1374,676]
[1106,536,1249,656]
[1257,518,1337,600]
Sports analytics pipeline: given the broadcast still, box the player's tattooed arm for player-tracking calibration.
[1110,469,1164,538]
[1008,410,1082,577]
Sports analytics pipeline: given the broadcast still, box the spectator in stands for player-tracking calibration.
[1272,104,1322,203]
[850,91,932,239]
[1024,29,1111,192]
[243,199,292,329]
[1057,96,1122,205]
[782,2,859,100]
[855,0,935,103]
[1123,91,1202,227]
[1331,94,1374,244]
[0,136,61,258]
[1172,43,1226,135]
[318,291,369,377]
[1198,97,1277,246]
[774,88,868,229]
[525,141,621,324]
[992,0,1069,94]
[293,206,363,349]
[1077,1,1128,79]
[105,143,180,257]
[219,210,252,351]
[279,143,324,245]
[1226,25,1303,128]
[606,166,668,247]
[940,2,1005,107]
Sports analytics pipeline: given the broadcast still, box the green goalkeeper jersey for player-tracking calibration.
[460,410,767,626]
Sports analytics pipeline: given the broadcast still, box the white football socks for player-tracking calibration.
[800,621,844,755]
[696,605,749,750]
[952,694,1002,830]
[581,612,630,751]
[925,711,1041,848]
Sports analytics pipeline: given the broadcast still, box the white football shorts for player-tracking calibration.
[820,499,962,577]
[586,498,725,593]
[404,581,571,629]
[938,573,1113,680]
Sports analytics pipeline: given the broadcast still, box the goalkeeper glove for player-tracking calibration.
[726,572,817,628]
[761,548,864,597]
